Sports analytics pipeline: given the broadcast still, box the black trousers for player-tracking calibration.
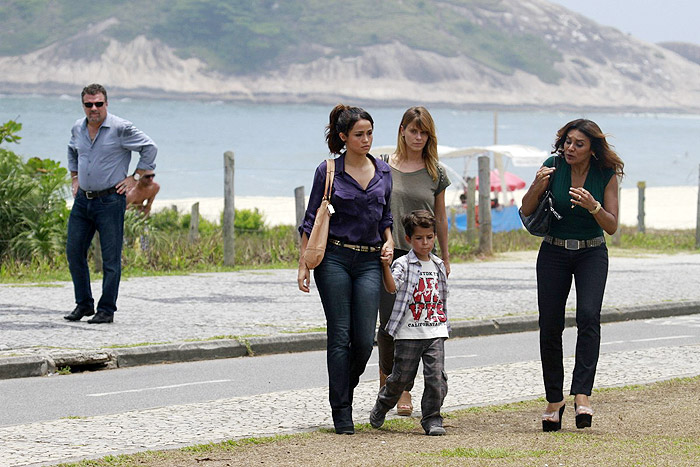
[536,241,608,402]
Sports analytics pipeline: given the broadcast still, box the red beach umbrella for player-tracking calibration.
[476,169,527,192]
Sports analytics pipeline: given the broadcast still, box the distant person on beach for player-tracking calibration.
[370,210,450,436]
[65,83,157,324]
[126,170,160,217]
[377,106,450,417]
[297,104,393,434]
[521,119,624,431]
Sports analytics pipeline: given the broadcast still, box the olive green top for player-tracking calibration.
[544,155,614,240]
[385,159,450,251]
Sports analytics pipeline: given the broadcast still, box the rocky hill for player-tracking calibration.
[658,42,700,66]
[1,0,699,112]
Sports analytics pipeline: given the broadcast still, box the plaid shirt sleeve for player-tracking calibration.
[385,253,420,337]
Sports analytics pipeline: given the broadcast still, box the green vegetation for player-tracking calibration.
[431,447,548,459]
[0,120,70,265]
[0,0,562,82]
[180,433,304,453]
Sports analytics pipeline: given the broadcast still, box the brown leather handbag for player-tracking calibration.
[303,159,335,269]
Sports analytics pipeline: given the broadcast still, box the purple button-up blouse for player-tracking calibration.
[300,153,393,246]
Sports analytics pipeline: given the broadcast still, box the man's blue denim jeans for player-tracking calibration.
[66,190,126,315]
[314,244,381,429]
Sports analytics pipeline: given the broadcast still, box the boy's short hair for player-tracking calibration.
[402,210,436,237]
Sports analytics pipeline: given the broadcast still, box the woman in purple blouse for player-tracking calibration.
[298,104,394,434]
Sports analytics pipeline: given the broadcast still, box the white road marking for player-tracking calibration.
[602,335,693,346]
[87,379,233,397]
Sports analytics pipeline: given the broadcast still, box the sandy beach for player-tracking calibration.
[153,185,699,230]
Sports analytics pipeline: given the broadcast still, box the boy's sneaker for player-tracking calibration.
[426,425,446,436]
[369,405,386,429]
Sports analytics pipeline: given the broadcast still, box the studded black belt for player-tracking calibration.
[328,238,381,253]
[544,235,605,250]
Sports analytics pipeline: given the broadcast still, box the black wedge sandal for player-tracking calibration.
[575,403,593,429]
[542,404,566,432]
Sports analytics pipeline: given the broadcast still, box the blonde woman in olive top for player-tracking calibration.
[377,106,450,416]
[521,119,624,432]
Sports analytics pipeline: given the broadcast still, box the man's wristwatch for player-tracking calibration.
[133,172,141,181]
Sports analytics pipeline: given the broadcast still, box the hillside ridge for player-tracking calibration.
[1,0,699,112]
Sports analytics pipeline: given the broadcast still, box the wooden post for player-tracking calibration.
[493,111,498,145]
[477,156,492,255]
[92,232,102,273]
[637,181,646,234]
[466,176,476,243]
[449,207,456,233]
[223,151,235,267]
[188,202,200,243]
[696,164,700,248]
[294,186,305,245]
[611,179,622,246]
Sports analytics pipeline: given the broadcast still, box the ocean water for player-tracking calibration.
[1,94,698,199]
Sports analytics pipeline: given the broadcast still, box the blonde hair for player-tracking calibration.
[395,106,440,181]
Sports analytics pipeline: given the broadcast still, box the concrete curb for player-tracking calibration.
[1,301,698,380]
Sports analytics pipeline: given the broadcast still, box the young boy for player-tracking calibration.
[370,210,450,436]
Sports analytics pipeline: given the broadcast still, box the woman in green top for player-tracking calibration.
[521,119,624,432]
[376,106,451,416]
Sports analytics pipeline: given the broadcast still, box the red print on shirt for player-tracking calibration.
[408,276,446,323]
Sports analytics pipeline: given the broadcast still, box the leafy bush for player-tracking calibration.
[0,121,70,262]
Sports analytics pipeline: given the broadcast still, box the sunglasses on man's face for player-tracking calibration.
[144,174,155,179]
[83,102,105,108]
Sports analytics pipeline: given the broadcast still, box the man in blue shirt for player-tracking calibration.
[64,83,157,323]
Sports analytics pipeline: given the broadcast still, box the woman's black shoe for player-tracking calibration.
[542,404,566,432]
[575,403,593,429]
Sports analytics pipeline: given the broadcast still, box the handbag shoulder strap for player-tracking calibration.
[324,158,336,200]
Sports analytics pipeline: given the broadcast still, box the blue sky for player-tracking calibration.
[549,0,699,45]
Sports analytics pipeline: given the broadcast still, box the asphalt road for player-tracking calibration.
[3,315,700,427]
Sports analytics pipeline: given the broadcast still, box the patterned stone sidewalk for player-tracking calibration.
[3,343,699,467]
[2,253,699,353]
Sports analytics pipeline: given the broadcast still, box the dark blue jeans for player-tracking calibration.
[537,241,608,402]
[314,244,381,429]
[66,190,126,315]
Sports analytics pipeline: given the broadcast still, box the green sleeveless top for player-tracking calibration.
[543,155,614,240]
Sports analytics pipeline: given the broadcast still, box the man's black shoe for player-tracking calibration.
[87,311,114,324]
[64,306,95,321]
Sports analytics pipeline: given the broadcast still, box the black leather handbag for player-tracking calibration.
[519,157,562,236]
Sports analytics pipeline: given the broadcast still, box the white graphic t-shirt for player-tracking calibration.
[395,259,449,340]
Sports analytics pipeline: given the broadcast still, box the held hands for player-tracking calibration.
[380,241,394,266]
[380,252,393,266]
